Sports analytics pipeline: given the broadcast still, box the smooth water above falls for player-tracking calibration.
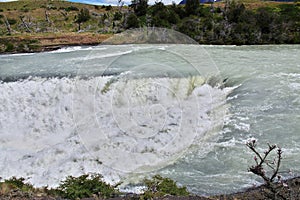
[0,44,299,195]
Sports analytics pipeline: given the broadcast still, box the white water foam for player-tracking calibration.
[0,75,231,188]
[49,46,98,54]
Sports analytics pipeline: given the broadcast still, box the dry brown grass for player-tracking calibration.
[0,0,114,34]
[29,32,112,46]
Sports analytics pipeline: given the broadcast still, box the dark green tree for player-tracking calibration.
[130,0,148,17]
[170,2,186,19]
[58,174,118,199]
[75,8,90,31]
[148,2,179,27]
[126,13,139,28]
[141,175,189,198]
[185,0,199,16]
[225,1,246,23]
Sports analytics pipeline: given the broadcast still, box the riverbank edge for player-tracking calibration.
[0,33,112,54]
[1,32,299,55]
[1,176,299,199]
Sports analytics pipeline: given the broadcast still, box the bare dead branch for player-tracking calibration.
[246,141,287,199]
[271,148,282,182]
[3,15,12,35]
[19,16,32,33]
[45,10,51,24]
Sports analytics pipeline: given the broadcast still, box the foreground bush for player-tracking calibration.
[58,174,119,199]
[0,176,35,198]
[141,175,189,199]
[247,140,289,199]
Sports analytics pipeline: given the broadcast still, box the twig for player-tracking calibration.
[246,140,286,199]
[3,15,12,35]
[19,16,32,33]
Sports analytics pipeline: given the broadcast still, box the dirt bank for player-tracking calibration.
[0,33,112,54]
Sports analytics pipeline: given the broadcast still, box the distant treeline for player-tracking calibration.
[0,0,299,45]
[127,0,300,45]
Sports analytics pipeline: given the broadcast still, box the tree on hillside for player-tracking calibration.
[130,0,148,16]
[75,8,90,31]
[224,1,246,23]
[148,2,180,27]
[185,0,199,16]
[126,13,139,28]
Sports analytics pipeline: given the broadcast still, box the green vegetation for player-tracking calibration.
[0,0,299,48]
[75,8,91,30]
[6,18,16,25]
[0,0,111,34]
[58,174,119,199]
[0,154,299,200]
[130,0,148,16]
[101,79,115,94]
[127,0,300,44]
[0,174,191,199]
[4,42,14,52]
[65,6,79,12]
[0,177,34,192]
[126,13,139,28]
[0,177,38,199]
[0,37,40,53]
[185,0,200,16]
[141,175,189,199]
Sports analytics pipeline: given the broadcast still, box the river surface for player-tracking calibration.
[0,44,299,195]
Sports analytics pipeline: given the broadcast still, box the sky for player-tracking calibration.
[0,0,181,5]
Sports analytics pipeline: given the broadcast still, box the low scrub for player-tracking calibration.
[141,175,189,199]
[57,174,119,199]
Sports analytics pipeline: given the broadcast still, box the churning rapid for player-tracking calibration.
[0,44,300,195]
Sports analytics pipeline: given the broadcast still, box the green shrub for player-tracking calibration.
[105,5,112,11]
[113,12,123,21]
[21,8,29,12]
[7,18,17,25]
[126,13,139,29]
[1,177,34,192]
[58,174,119,199]
[141,175,189,198]
[29,39,39,44]
[4,177,27,188]
[5,42,14,52]
[65,6,79,12]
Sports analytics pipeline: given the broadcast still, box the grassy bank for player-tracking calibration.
[0,0,111,33]
[1,0,300,53]
[0,33,111,53]
[0,0,115,53]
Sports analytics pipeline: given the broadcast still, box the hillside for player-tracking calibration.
[0,0,299,53]
[0,0,116,53]
[0,0,117,33]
